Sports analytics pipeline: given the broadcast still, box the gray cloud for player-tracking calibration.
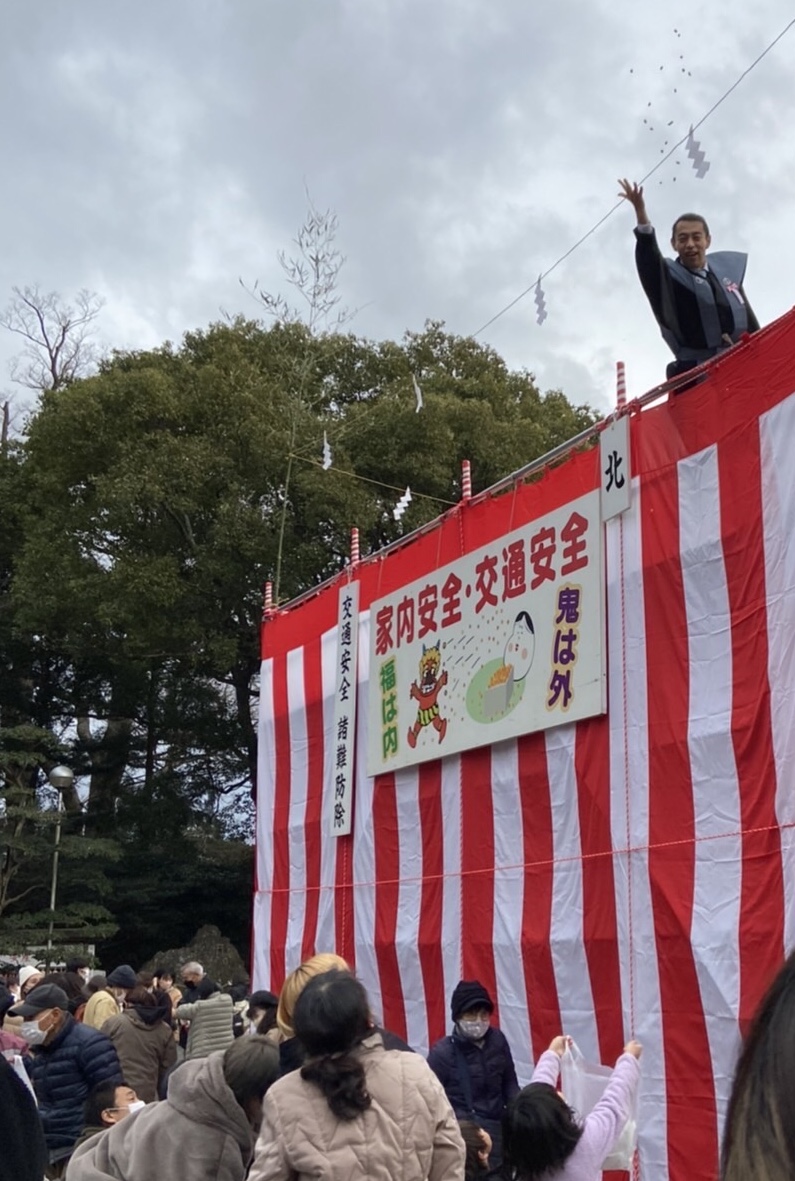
[1,0,793,421]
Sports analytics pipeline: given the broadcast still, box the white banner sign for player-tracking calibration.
[331,581,359,835]
[367,490,605,775]
[600,416,631,521]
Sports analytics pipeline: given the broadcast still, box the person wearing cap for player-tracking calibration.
[83,966,135,1032]
[9,983,122,1164]
[427,980,519,1171]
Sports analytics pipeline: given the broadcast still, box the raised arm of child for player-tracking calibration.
[533,1037,642,1178]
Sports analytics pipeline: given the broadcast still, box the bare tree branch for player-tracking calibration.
[240,198,356,600]
[0,285,105,392]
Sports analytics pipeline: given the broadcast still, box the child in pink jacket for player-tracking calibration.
[502,1036,642,1181]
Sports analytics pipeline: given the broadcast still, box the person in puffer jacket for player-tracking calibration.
[248,969,465,1181]
[427,980,519,1171]
[9,983,122,1157]
[175,978,235,1059]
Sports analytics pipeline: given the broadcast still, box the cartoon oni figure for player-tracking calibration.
[407,643,448,748]
[504,610,535,680]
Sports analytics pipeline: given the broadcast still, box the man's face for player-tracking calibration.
[103,1086,140,1125]
[158,974,173,990]
[34,1007,64,1044]
[672,220,711,270]
[182,971,201,988]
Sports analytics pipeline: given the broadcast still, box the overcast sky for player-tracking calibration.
[1,0,793,426]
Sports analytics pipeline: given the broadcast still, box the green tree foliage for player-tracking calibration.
[1,305,597,964]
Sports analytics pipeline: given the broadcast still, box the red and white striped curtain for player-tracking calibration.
[255,310,795,1181]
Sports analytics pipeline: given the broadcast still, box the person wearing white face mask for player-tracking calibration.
[9,983,123,1169]
[427,980,519,1172]
[66,1037,280,1181]
[72,1081,145,1151]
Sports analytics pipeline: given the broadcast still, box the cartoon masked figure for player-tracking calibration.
[503,611,535,681]
[407,643,448,748]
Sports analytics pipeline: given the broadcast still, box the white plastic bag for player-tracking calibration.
[4,1052,37,1104]
[559,1040,637,1171]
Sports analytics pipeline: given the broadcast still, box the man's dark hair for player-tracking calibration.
[40,971,84,1002]
[84,1081,120,1129]
[295,969,372,1120]
[672,212,710,239]
[154,966,175,980]
[65,958,89,974]
[502,1083,583,1180]
[222,1036,280,1108]
[126,986,157,1008]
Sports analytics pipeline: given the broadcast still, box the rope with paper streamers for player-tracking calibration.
[287,450,457,508]
[314,371,436,518]
[473,15,795,337]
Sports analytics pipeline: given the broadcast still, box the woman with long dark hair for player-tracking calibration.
[721,950,795,1181]
[248,969,464,1181]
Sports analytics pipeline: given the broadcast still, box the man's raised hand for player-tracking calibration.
[617,179,649,225]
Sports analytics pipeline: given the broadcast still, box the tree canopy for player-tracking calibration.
[0,305,598,966]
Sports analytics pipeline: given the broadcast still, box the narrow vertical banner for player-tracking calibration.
[600,416,631,521]
[332,581,360,836]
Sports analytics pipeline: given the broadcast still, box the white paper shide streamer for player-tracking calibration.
[686,126,710,179]
[393,486,412,521]
[534,277,548,325]
[322,431,332,470]
[412,375,424,413]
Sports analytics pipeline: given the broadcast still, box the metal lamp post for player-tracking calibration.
[47,765,74,966]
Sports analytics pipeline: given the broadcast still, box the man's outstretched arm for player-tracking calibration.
[618,178,673,329]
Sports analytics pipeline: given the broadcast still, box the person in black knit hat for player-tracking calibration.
[427,979,518,1172]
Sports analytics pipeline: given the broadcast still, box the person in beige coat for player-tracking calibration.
[248,969,465,1181]
[175,978,235,1059]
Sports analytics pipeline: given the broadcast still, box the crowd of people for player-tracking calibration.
[0,946,791,1181]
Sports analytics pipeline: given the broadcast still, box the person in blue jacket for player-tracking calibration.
[427,979,518,1170]
[10,983,123,1166]
[618,178,760,381]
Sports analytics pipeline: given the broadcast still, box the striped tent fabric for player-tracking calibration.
[255,309,795,1181]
